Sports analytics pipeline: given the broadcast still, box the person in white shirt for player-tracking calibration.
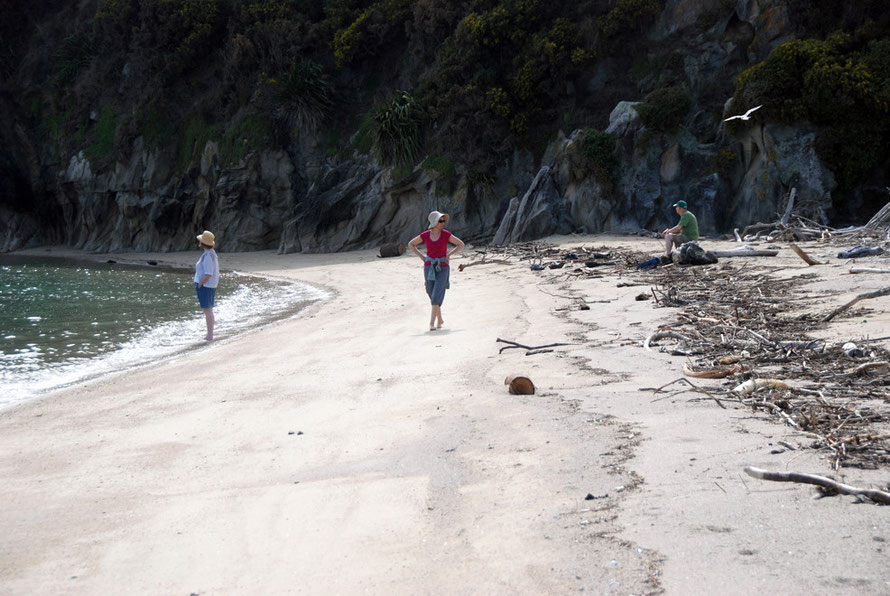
[194,230,220,341]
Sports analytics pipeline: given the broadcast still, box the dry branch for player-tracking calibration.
[789,243,823,266]
[744,466,890,504]
[496,338,572,354]
[823,287,890,322]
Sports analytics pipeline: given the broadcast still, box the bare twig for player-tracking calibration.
[744,466,890,504]
[823,287,890,322]
[496,338,572,354]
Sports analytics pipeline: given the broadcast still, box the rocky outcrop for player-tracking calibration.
[729,123,836,225]
[0,0,852,253]
[492,166,574,245]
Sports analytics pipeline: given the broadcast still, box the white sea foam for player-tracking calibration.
[0,274,326,409]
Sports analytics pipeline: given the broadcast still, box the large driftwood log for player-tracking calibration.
[710,248,779,257]
[823,287,890,322]
[850,268,890,274]
[744,466,890,504]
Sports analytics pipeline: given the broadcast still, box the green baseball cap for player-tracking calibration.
[673,200,687,209]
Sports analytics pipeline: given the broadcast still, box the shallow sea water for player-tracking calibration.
[0,255,325,407]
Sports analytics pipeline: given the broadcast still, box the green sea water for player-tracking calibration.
[0,255,325,407]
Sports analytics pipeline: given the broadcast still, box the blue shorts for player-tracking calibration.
[424,265,450,306]
[196,283,216,309]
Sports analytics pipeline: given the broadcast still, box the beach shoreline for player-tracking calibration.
[0,248,329,410]
[1,234,888,594]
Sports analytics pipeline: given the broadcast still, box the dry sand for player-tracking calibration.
[1,234,888,594]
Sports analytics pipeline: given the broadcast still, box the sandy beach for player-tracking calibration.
[1,234,888,594]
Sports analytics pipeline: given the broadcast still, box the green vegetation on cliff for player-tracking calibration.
[731,25,890,190]
[5,0,890,206]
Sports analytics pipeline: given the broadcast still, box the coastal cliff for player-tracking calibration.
[1,0,887,252]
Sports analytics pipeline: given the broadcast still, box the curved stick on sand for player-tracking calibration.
[643,331,690,351]
[744,466,890,504]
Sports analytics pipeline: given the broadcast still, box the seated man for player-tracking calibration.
[662,200,698,257]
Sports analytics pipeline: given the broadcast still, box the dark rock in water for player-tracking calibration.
[106,259,116,264]
[146,260,158,266]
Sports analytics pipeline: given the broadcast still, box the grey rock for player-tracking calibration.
[492,166,574,245]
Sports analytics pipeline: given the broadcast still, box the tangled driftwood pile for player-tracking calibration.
[463,241,648,277]
[734,189,890,244]
[636,263,889,472]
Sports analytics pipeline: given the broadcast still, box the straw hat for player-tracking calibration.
[427,211,450,229]
[196,230,216,247]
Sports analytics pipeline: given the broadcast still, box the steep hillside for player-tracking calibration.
[1,0,888,252]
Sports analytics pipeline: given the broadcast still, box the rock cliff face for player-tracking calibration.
[0,0,848,253]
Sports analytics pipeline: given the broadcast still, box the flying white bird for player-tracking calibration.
[724,104,763,122]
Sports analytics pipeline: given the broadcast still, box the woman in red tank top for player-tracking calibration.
[408,210,466,331]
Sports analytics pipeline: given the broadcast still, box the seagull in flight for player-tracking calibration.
[724,104,763,122]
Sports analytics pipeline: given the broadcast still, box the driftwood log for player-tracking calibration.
[710,248,779,258]
[850,268,890,274]
[744,466,890,504]
[823,286,890,322]
[378,242,405,258]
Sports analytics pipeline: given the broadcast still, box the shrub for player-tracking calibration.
[270,60,333,130]
[730,28,890,190]
[579,128,617,186]
[86,105,117,164]
[219,113,273,165]
[713,148,737,178]
[176,116,222,171]
[421,153,457,193]
[331,0,414,69]
[635,86,692,134]
[132,0,224,79]
[95,0,137,50]
[367,90,422,166]
[137,107,177,151]
[53,30,97,87]
[597,0,661,40]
